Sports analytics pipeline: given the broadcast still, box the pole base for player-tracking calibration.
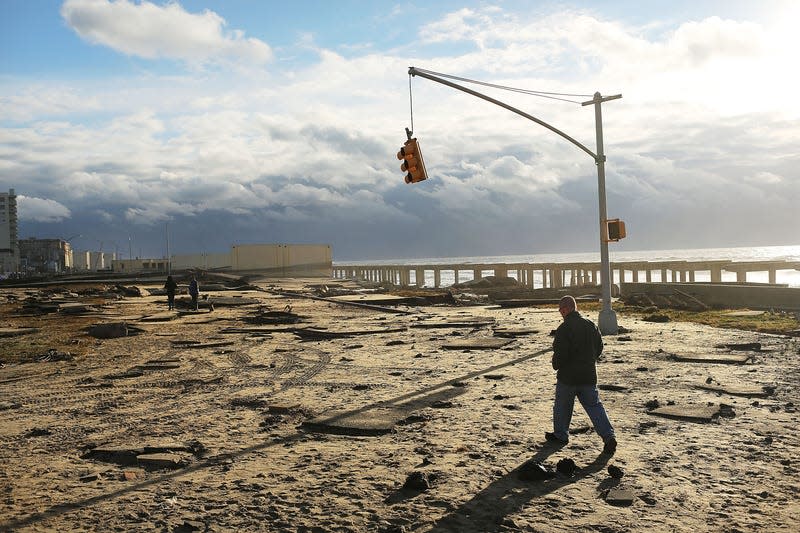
[598,308,619,336]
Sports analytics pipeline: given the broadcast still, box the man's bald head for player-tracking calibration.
[558,295,577,317]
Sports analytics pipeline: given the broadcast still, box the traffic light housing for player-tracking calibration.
[397,137,428,184]
[604,219,627,242]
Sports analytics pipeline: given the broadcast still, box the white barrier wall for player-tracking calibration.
[171,253,231,271]
[231,244,332,276]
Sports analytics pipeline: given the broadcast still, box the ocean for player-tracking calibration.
[334,245,800,288]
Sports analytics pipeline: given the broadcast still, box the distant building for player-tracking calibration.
[109,243,332,277]
[18,238,73,274]
[72,250,117,271]
[0,189,19,273]
[72,250,91,271]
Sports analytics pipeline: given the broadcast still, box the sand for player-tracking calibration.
[1,278,798,532]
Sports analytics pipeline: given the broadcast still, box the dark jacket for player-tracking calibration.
[164,277,178,296]
[188,279,199,297]
[552,310,604,385]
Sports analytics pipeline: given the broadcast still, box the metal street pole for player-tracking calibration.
[583,92,621,334]
[408,67,622,334]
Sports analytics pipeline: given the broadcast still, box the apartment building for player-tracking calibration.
[18,238,72,274]
[0,189,19,274]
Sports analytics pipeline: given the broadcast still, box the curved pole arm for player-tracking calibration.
[409,67,598,161]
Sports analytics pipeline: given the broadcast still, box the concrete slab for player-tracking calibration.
[442,337,514,350]
[136,453,185,470]
[606,488,635,506]
[411,319,496,329]
[139,311,178,322]
[304,386,467,436]
[293,327,406,340]
[696,383,771,397]
[648,404,721,422]
[328,294,416,305]
[86,446,145,466]
[714,342,762,352]
[670,353,752,364]
[136,363,181,371]
[302,406,409,436]
[207,297,261,306]
[179,341,235,349]
[492,327,539,337]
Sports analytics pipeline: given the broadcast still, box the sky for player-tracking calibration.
[1,0,798,261]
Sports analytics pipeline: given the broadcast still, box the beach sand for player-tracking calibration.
[1,278,798,532]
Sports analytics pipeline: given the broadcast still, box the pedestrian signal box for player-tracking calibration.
[397,138,428,184]
[604,219,626,242]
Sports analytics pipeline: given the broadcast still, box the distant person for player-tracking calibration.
[547,295,617,455]
[164,275,178,310]
[188,274,199,311]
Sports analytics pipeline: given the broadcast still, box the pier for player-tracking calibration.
[332,260,800,288]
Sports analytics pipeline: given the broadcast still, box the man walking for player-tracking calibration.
[164,275,178,310]
[188,274,200,311]
[547,295,617,455]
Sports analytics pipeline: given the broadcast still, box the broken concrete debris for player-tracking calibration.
[87,322,145,339]
[84,442,204,471]
[605,488,635,506]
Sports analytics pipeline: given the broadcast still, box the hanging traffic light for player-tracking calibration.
[397,137,428,184]
[604,219,627,242]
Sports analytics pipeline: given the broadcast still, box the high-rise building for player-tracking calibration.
[0,189,19,274]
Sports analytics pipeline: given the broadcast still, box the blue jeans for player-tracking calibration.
[552,380,615,442]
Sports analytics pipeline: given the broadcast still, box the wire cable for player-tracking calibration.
[412,67,592,104]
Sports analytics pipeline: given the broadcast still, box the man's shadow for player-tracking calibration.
[390,442,613,533]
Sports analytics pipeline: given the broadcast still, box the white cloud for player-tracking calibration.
[4,4,799,256]
[60,0,271,66]
[17,196,72,222]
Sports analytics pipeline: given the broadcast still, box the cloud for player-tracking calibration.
[60,0,271,66]
[16,196,72,222]
[4,4,799,258]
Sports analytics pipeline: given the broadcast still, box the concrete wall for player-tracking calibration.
[620,282,800,311]
[231,244,332,277]
[111,258,168,273]
[105,244,332,276]
[171,253,231,271]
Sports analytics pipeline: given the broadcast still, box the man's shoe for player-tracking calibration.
[545,432,568,444]
[602,437,617,456]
